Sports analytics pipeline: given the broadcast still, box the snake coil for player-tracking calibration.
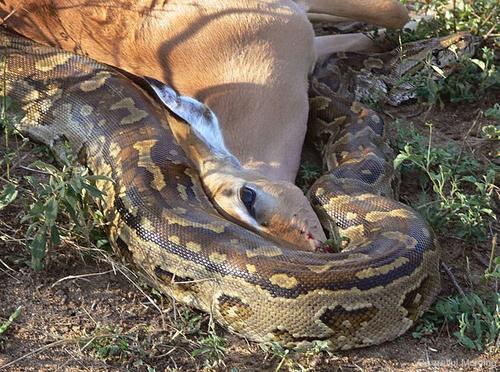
[1,29,442,350]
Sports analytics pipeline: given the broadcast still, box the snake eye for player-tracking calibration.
[239,186,256,217]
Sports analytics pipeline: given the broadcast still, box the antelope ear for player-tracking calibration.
[145,77,239,170]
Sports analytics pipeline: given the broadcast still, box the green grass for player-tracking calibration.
[1,58,29,180]
[483,103,500,140]
[485,103,500,120]
[296,161,322,193]
[0,306,22,336]
[385,11,499,351]
[84,325,135,362]
[393,121,499,351]
[81,323,166,371]
[259,340,332,372]
[0,182,17,209]
[393,122,498,241]
[413,294,499,351]
[413,47,499,107]
[396,0,499,41]
[384,1,500,109]
[1,74,111,271]
[0,307,22,351]
[191,331,227,369]
[20,160,111,270]
[364,2,499,350]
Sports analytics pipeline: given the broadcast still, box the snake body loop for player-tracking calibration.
[1,29,443,350]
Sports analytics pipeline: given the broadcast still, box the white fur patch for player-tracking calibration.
[145,77,237,164]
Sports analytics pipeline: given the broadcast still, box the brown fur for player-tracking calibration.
[1,0,315,180]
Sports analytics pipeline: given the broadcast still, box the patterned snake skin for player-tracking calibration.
[1,29,472,349]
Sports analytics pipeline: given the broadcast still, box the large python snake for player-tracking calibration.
[0,29,473,350]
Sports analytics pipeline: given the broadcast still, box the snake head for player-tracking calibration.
[147,77,326,250]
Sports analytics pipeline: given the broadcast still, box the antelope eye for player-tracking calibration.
[239,186,256,216]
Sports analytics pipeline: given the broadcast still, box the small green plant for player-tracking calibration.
[260,342,293,372]
[0,182,18,210]
[412,317,439,339]
[82,323,174,368]
[413,47,499,107]
[485,103,500,119]
[0,306,22,335]
[484,235,499,282]
[414,294,499,351]
[485,256,500,281]
[85,326,133,362]
[258,336,334,371]
[176,307,204,335]
[191,331,227,368]
[482,103,500,140]
[21,159,111,270]
[261,341,325,372]
[394,0,499,41]
[296,161,322,193]
[482,124,500,140]
[394,123,498,241]
[385,2,499,108]
[1,90,111,270]
[1,59,28,180]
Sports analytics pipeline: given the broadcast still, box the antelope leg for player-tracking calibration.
[295,0,409,28]
[313,33,387,59]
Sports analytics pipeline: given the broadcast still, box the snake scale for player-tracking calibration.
[2,29,472,350]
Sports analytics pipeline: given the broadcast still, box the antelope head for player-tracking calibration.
[147,78,326,251]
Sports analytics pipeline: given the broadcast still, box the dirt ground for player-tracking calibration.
[0,18,499,372]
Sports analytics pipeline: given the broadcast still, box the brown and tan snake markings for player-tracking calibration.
[2,29,474,350]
